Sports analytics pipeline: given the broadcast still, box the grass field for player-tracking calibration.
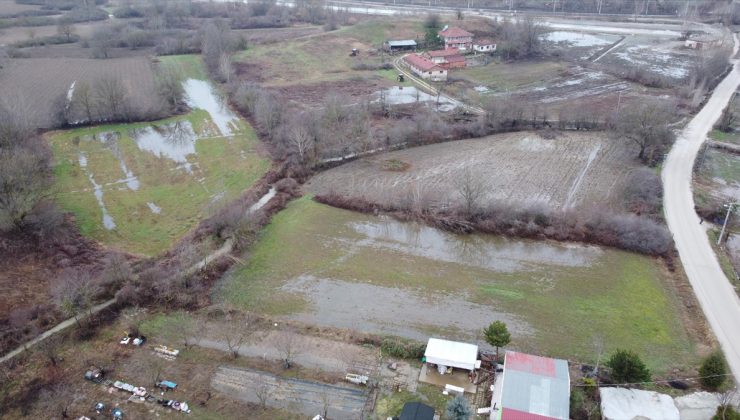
[49,57,269,255]
[233,19,424,88]
[220,197,697,373]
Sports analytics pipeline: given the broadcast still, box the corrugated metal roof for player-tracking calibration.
[387,40,417,47]
[500,351,570,420]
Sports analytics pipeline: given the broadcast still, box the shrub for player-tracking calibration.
[380,338,425,359]
[606,349,650,384]
[446,394,472,420]
[714,405,740,420]
[699,351,727,390]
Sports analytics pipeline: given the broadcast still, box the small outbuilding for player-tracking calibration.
[684,34,722,50]
[424,338,479,372]
[494,351,570,420]
[400,401,435,420]
[385,39,417,53]
[474,38,497,53]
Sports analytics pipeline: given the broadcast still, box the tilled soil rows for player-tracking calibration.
[307,131,637,210]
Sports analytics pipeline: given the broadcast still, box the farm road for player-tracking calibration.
[197,329,379,374]
[212,365,367,419]
[663,33,740,383]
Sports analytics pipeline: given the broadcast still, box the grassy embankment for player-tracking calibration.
[49,55,269,255]
[219,196,697,374]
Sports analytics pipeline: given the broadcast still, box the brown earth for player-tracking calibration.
[0,56,161,128]
[0,21,104,45]
[307,131,639,211]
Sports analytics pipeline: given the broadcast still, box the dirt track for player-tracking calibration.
[307,131,636,210]
[211,366,368,418]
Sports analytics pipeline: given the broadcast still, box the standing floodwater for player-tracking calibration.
[183,79,239,136]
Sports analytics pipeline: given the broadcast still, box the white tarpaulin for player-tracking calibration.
[600,387,680,420]
[424,338,478,371]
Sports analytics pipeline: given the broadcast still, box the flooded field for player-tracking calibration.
[220,198,696,372]
[50,77,269,255]
[374,86,457,112]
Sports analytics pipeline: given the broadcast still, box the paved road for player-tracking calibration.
[662,34,740,383]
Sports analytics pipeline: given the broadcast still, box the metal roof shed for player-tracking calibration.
[499,351,570,420]
[387,40,417,47]
[400,402,435,420]
[424,338,478,371]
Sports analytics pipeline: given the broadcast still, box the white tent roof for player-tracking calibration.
[424,338,478,371]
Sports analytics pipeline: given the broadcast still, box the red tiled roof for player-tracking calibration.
[438,27,473,38]
[428,49,462,57]
[446,55,466,63]
[403,53,441,72]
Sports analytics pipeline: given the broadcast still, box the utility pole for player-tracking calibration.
[718,202,738,246]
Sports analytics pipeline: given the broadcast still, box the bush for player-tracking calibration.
[715,405,740,420]
[446,394,472,420]
[380,338,425,359]
[606,349,650,384]
[699,351,727,390]
[624,168,662,217]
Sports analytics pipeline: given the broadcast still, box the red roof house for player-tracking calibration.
[438,26,474,51]
[403,54,447,81]
[426,49,467,68]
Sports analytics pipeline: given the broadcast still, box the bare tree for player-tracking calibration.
[71,81,95,123]
[454,169,486,214]
[36,334,64,367]
[51,270,100,329]
[95,77,129,121]
[274,331,303,369]
[716,388,739,420]
[255,383,272,410]
[57,18,75,42]
[611,99,675,164]
[156,63,185,110]
[0,147,52,230]
[285,113,315,163]
[90,25,117,59]
[220,313,255,359]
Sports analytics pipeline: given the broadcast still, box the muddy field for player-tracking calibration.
[0,21,103,45]
[307,131,637,211]
[0,57,161,128]
[0,0,42,16]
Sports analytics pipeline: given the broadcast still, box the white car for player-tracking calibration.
[120,337,131,345]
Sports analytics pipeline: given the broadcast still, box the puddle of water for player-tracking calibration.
[375,86,457,112]
[348,216,602,273]
[248,187,276,214]
[87,132,140,191]
[282,275,532,342]
[183,79,239,136]
[543,31,612,47]
[147,202,162,214]
[129,120,198,173]
[79,152,115,230]
[66,80,76,102]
